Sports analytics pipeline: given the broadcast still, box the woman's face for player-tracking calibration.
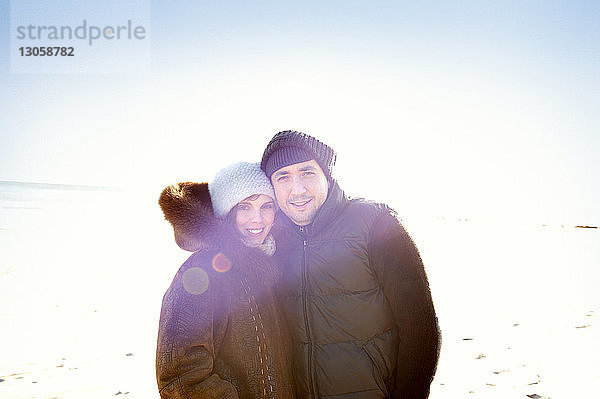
[235,194,275,247]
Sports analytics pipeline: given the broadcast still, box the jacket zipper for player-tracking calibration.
[300,226,316,397]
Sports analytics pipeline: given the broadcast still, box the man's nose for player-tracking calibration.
[290,176,306,195]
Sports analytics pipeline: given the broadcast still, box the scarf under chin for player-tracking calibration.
[252,234,276,257]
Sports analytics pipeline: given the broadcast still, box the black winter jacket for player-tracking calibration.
[274,182,440,399]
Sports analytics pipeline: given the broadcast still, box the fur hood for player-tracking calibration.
[158,182,222,252]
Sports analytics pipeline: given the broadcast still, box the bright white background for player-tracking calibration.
[1,1,599,225]
[1,1,599,398]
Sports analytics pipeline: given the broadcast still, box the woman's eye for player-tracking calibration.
[262,203,274,209]
[238,204,250,211]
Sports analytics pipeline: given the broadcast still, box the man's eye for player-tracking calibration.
[277,176,290,182]
[302,171,314,177]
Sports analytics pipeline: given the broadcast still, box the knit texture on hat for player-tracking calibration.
[208,162,275,218]
[261,130,337,180]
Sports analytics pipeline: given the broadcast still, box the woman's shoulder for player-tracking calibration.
[161,248,234,306]
[175,248,235,278]
[182,248,220,267]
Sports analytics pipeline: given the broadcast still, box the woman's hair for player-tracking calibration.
[225,204,240,235]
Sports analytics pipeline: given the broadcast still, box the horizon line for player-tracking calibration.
[0,179,123,192]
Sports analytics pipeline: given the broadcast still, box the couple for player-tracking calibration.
[156,131,441,399]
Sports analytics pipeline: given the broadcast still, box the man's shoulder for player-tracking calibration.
[330,197,400,239]
[345,197,396,222]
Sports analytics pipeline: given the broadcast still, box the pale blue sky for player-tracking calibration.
[1,1,599,223]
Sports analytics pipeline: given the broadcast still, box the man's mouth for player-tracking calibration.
[247,228,265,235]
[289,199,312,208]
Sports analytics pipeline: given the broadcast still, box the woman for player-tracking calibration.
[156,162,295,399]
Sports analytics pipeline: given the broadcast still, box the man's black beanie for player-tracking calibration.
[261,130,337,181]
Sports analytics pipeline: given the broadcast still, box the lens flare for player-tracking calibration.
[182,267,209,295]
[212,252,232,273]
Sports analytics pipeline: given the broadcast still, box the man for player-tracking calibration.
[261,130,440,399]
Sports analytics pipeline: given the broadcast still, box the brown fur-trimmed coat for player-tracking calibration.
[156,183,295,399]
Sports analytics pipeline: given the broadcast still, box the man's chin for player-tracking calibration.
[289,212,315,226]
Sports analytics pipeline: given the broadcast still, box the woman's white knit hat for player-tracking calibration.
[208,162,275,218]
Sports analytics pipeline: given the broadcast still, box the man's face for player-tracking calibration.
[271,159,329,226]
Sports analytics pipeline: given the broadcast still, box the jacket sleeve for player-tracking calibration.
[156,261,238,399]
[368,209,441,399]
